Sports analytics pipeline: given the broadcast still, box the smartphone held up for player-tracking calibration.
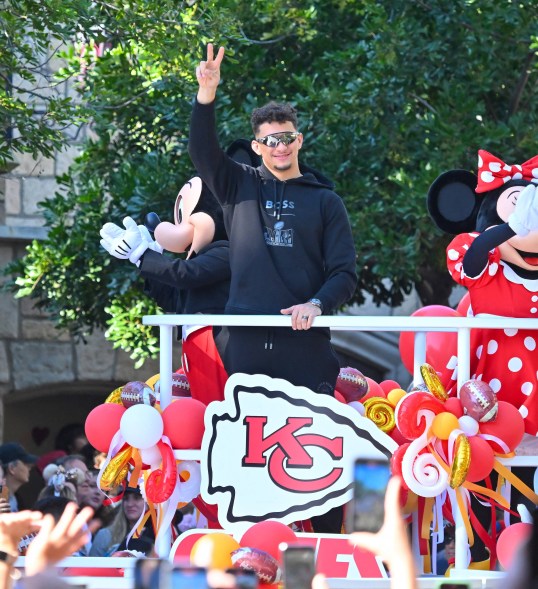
[347,457,391,533]
[280,543,316,589]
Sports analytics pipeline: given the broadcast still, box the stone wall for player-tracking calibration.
[0,219,178,455]
[0,151,180,453]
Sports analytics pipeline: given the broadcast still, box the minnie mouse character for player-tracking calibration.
[428,150,538,435]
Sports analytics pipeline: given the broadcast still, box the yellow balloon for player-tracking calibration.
[449,433,471,489]
[431,412,460,440]
[363,397,396,433]
[190,533,240,570]
[387,388,407,407]
[105,386,123,404]
[100,447,132,491]
[145,373,160,390]
[420,363,448,401]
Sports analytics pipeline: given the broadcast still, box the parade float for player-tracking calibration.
[66,310,536,589]
[53,150,538,587]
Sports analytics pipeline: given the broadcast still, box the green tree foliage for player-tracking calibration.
[3,0,538,363]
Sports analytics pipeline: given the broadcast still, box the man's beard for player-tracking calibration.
[273,161,292,171]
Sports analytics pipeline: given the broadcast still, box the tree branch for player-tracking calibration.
[507,50,535,117]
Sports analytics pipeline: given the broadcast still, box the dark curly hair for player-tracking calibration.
[250,101,298,135]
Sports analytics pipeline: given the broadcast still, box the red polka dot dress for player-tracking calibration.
[446,232,538,435]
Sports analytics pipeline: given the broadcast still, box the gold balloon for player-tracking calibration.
[420,363,448,401]
[100,447,132,491]
[363,397,396,433]
[145,373,160,390]
[105,386,124,404]
[449,433,471,489]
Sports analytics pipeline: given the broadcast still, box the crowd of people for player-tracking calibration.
[0,427,200,564]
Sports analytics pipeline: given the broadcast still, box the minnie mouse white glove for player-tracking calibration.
[100,216,150,265]
[508,184,538,236]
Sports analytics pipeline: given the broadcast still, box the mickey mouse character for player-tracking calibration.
[100,177,230,406]
[428,150,538,435]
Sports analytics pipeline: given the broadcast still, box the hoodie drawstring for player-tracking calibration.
[264,329,274,350]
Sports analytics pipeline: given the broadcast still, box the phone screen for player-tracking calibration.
[134,558,170,589]
[281,545,316,589]
[226,568,259,589]
[170,566,208,589]
[348,458,391,533]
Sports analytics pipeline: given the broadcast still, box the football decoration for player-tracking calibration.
[458,380,498,422]
[120,381,156,408]
[154,372,191,398]
[231,547,282,584]
[336,367,369,402]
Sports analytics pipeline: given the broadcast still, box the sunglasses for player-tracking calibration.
[256,132,300,148]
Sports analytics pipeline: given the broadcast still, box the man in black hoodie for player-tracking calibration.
[188,44,358,533]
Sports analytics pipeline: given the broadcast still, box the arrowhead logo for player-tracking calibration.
[201,374,397,534]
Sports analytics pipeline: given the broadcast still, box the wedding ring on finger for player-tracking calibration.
[301,315,309,320]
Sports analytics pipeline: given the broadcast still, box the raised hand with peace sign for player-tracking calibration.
[196,43,225,104]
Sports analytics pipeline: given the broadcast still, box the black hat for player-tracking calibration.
[123,485,142,496]
[0,442,37,466]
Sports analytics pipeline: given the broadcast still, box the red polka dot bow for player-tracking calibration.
[476,149,538,193]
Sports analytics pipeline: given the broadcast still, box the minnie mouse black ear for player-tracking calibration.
[427,169,480,234]
[226,139,261,167]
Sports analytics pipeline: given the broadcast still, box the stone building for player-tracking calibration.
[0,148,175,457]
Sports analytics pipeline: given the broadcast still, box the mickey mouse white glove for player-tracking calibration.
[137,224,164,255]
[100,216,150,266]
[508,184,538,237]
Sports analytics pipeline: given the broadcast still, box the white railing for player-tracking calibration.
[143,313,538,574]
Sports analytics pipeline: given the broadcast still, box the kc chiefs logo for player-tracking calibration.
[242,416,344,493]
[201,373,396,534]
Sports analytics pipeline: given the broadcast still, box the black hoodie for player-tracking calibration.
[189,100,357,317]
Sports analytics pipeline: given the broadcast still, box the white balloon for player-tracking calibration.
[120,404,163,449]
[348,401,365,416]
[458,415,479,436]
[140,444,162,468]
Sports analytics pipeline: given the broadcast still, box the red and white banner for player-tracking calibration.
[171,529,388,579]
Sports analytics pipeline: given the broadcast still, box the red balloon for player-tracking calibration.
[390,443,410,486]
[466,436,495,482]
[444,397,464,418]
[85,403,126,453]
[479,401,525,453]
[379,380,401,395]
[389,426,410,446]
[240,521,297,562]
[334,390,346,403]
[162,398,206,449]
[361,377,386,402]
[395,391,444,439]
[398,306,462,387]
[456,291,471,316]
[145,441,177,503]
[497,522,532,570]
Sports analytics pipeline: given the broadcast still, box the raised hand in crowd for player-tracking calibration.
[0,511,43,589]
[24,503,98,576]
[349,476,416,589]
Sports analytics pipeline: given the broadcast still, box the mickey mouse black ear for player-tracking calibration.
[427,170,480,234]
[226,139,261,167]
